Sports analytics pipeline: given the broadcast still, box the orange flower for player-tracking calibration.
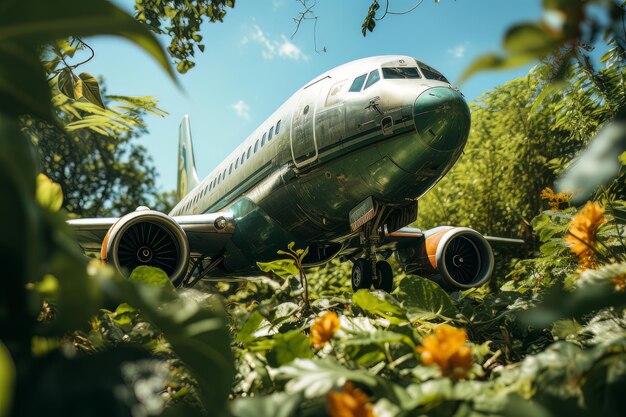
[565,202,606,270]
[327,382,376,417]
[417,324,473,379]
[540,187,571,211]
[310,311,340,348]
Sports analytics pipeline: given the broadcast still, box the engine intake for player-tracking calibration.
[101,207,190,283]
[396,227,494,290]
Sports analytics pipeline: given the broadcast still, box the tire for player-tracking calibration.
[351,258,373,291]
[374,261,394,292]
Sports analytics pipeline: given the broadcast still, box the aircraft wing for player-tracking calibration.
[67,209,236,285]
[68,211,235,254]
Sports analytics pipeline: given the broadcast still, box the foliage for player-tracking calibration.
[3,1,626,417]
[27,95,166,216]
[0,1,234,417]
[134,0,236,73]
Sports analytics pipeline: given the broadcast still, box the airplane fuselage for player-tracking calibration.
[170,55,471,274]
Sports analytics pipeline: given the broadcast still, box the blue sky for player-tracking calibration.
[83,0,544,193]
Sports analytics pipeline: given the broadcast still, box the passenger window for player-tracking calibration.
[229,162,233,174]
[349,74,367,92]
[247,146,252,158]
[261,132,267,146]
[235,159,238,169]
[254,139,259,153]
[364,69,380,89]
[268,127,274,141]
[223,169,226,179]
[241,153,245,164]
[275,120,281,135]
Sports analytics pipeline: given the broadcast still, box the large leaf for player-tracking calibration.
[556,106,626,204]
[503,23,559,55]
[56,68,77,100]
[35,173,63,212]
[231,392,303,417]
[98,277,235,414]
[266,330,313,367]
[276,358,377,398]
[0,341,14,417]
[352,289,407,324]
[77,72,106,109]
[0,0,175,120]
[128,265,174,290]
[393,275,457,318]
[0,40,53,120]
[257,259,300,279]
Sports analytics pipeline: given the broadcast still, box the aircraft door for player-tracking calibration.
[290,80,326,168]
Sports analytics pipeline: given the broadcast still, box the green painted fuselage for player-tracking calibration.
[170,55,471,275]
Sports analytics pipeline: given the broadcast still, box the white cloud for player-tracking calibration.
[447,43,467,59]
[231,100,251,120]
[278,35,309,61]
[243,25,309,61]
[272,0,285,9]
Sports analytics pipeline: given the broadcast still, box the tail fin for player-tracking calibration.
[177,115,201,201]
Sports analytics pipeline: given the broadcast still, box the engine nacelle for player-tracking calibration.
[101,207,190,283]
[396,227,494,290]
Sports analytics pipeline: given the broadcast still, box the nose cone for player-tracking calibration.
[414,87,471,151]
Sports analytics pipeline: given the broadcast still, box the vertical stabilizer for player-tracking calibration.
[177,115,201,201]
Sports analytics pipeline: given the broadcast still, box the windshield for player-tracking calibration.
[382,67,421,79]
[416,61,449,83]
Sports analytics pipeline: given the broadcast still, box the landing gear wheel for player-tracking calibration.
[352,258,373,291]
[373,261,394,292]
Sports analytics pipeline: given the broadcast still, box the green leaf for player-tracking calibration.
[503,23,559,55]
[0,0,176,120]
[551,319,582,341]
[266,330,313,367]
[35,173,63,211]
[339,329,414,348]
[57,68,77,99]
[0,41,53,120]
[78,72,106,109]
[276,358,377,398]
[257,259,300,279]
[102,278,234,414]
[128,265,174,289]
[556,107,626,203]
[352,290,407,324]
[393,275,457,318]
[231,392,303,417]
[0,341,14,417]
[459,52,536,84]
[235,310,265,344]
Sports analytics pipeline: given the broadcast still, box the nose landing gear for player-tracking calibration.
[351,259,394,292]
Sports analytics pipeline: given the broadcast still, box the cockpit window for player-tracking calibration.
[364,69,380,89]
[349,74,367,92]
[417,61,449,83]
[382,67,421,79]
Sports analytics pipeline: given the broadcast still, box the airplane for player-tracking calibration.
[69,55,522,293]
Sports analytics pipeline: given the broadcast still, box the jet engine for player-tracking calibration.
[395,227,494,290]
[101,207,190,283]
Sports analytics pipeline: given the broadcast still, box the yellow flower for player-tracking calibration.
[417,324,473,379]
[540,187,571,211]
[310,311,340,348]
[327,382,376,417]
[565,202,606,270]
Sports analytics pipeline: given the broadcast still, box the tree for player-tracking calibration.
[135,0,236,73]
[27,91,166,217]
